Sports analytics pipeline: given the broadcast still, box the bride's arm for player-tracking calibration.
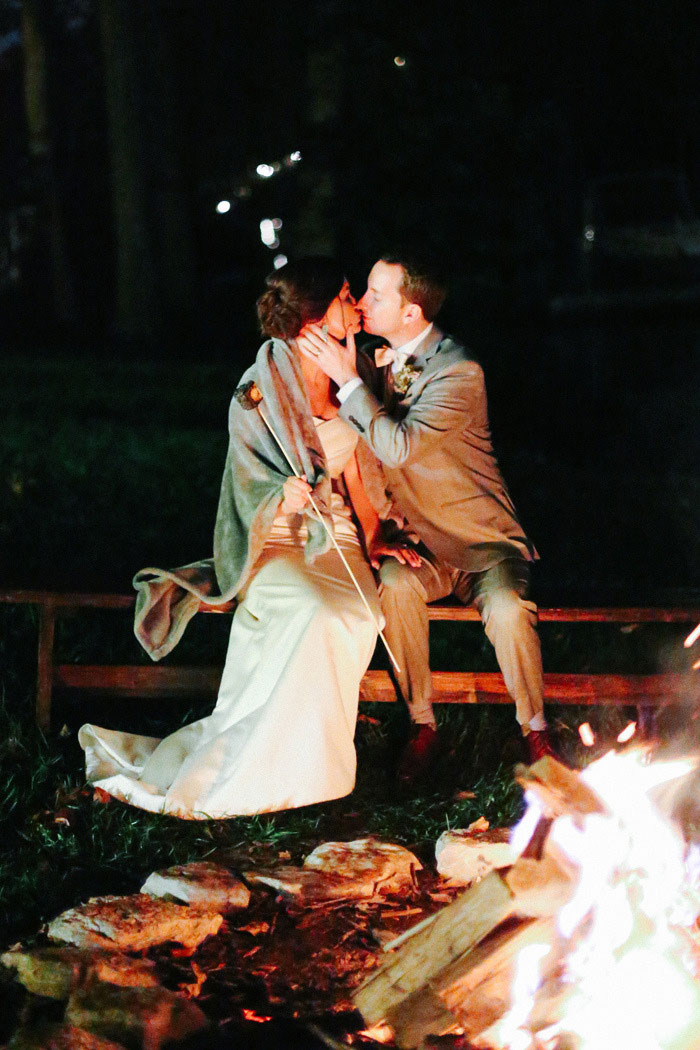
[342,452,380,554]
[342,454,421,570]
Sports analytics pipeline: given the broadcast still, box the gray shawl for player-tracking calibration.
[133,338,389,661]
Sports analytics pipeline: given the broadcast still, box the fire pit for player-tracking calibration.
[354,751,700,1050]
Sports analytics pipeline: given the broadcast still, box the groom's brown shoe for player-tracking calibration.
[396,724,441,791]
[524,728,557,763]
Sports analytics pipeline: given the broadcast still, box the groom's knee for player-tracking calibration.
[481,588,536,645]
[377,559,424,606]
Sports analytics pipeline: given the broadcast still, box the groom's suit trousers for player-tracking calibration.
[378,554,545,729]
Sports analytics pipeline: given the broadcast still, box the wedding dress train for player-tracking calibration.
[79,416,380,818]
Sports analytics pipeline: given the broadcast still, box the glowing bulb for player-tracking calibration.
[260,219,279,247]
[584,225,595,242]
[394,55,406,67]
[289,150,302,162]
[215,200,231,214]
[273,254,288,270]
[256,163,274,179]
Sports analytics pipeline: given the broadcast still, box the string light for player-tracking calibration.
[259,218,281,249]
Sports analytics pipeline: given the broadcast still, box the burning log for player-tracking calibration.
[354,856,575,1046]
[354,869,517,1027]
[392,917,558,1048]
[354,858,573,1048]
[352,759,595,1048]
[514,755,609,821]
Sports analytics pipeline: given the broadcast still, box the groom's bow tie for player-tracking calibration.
[375,345,400,368]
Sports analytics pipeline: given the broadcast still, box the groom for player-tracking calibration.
[298,250,554,784]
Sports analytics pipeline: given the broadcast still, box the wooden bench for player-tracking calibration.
[1,589,698,731]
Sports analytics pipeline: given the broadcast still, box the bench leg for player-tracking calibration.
[36,601,56,732]
[636,704,657,742]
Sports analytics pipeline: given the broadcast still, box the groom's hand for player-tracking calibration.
[368,539,423,571]
[297,324,360,388]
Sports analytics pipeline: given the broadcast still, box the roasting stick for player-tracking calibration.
[235,381,400,673]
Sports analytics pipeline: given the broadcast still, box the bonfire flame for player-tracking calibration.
[494,750,700,1050]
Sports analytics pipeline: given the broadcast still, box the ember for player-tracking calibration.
[684,622,700,649]
[685,621,700,671]
[616,720,637,743]
[178,960,207,998]
[241,1007,273,1023]
[578,723,595,747]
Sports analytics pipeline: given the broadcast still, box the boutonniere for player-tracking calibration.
[393,362,423,395]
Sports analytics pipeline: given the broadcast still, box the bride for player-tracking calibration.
[79,259,417,818]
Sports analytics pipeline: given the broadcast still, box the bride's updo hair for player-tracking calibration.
[256,257,346,340]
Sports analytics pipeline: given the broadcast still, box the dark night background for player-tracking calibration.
[1,0,699,602]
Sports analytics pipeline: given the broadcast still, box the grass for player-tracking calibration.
[0,669,533,945]
[0,610,679,949]
[0,352,698,946]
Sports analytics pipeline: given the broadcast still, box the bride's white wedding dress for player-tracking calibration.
[79,416,381,818]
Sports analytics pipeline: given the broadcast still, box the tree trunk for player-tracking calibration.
[98,0,198,351]
[98,0,160,348]
[21,0,77,326]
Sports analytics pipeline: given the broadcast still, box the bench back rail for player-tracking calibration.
[1,590,698,730]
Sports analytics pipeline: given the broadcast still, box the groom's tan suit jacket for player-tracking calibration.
[340,327,537,574]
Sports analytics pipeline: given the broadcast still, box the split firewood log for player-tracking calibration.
[354,767,582,1047]
[353,870,517,1027]
[515,756,609,820]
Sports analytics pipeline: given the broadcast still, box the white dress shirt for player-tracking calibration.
[337,323,434,403]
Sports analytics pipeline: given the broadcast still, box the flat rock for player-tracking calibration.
[7,1021,127,1050]
[435,828,517,884]
[303,838,422,893]
[245,866,367,903]
[246,839,422,904]
[141,860,250,911]
[47,895,222,951]
[66,980,207,1050]
[1,946,159,1000]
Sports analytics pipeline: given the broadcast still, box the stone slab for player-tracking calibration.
[66,981,207,1050]
[7,1021,127,1050]
[1,946,159,999]
[245,867,366,903]
[141,861,250,911]
[435,828,517,885]
[47,895,222,951]
[303,838,422,893]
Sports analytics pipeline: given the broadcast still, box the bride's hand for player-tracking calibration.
[297,324,359,388]
[368,539,423,571]
[280,476,312,515]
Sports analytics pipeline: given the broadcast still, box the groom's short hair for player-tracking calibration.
[379,249,447,322]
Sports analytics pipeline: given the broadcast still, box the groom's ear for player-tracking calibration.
[402,302,424,324]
